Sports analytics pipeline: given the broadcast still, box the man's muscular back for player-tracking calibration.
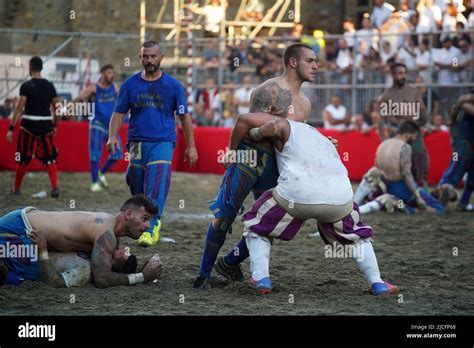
[27,211,115,253]
[375,138,406,181]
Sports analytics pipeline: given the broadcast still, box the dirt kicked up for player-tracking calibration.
[1,171,473,315]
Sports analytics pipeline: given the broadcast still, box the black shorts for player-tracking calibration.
[16,127,58,165]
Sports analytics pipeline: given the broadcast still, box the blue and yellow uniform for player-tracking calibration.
[197,139,279,279]
[89,82,122,184]
[114,72,188,245]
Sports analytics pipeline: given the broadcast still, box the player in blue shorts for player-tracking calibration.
[192,44,318,289]
[75,64,122,192]
[435,91,474,211]
[107,40,198,247]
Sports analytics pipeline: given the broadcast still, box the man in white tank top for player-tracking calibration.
[228,112,399,296]
[323,95,351,131]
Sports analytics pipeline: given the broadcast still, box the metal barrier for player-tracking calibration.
[0,29,472,123]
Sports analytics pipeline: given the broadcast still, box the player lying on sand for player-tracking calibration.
[229,112,399,296]
[0,195,162,288]
[14,230,141,288]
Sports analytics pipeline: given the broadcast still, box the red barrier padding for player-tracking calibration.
[0,120,452,185]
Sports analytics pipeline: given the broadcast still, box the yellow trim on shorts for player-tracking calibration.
[0,232,20,238]
[147,160,172,166]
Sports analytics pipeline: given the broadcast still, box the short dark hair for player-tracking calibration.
[29,56,43,72]
[142,40,159,49]
[390,62,407,74]
[398,120,420,135]
[100,64,114,73]
[121,194,159,216]
[283,43,314,67]
[112,254,138,274]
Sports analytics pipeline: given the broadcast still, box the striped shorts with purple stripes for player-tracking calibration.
[242,190,374,244]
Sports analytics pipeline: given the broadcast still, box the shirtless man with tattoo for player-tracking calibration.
[193,43,319,289]
[0,195,162,288]
[374,121,444,214]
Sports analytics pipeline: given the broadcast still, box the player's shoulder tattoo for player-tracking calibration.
[400,143,412,172]
[94,217,105,224]
[93,230,117,255]
[250,82,292,117]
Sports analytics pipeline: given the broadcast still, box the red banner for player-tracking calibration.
[0,120,452,185]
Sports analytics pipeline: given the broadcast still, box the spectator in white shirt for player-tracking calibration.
[397,35,419,71]
[399,0,416,24]
[335,39,353,84]
[416,38,433,83]
[356,15,379,56]
[234,75,255,115]
[323,95,351,131]
[441,2,468,40]
[416,0,443,34]
[380,40,396,64]
[380,10,411,51]
[189,0,226,36]
[343,18,357,50]
[371,0,395,28]
[433,37,461,84]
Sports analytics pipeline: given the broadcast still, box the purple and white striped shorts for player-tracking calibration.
[317,203,374,245]
[242,190,305,241]
[242,190,374,244]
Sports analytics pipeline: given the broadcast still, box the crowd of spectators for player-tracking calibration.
[190,0,472,127]
[1,1,472,129]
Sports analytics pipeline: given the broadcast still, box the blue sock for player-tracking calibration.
[460,188,473,206]
[199,223,227,278]
[224,237,249,266]
[90,161,99,183]
[100,158,117,175]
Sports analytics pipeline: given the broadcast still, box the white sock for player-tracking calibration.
[359,200,382,214]
[352,239,383,285]
[245,232,271,281]
[353,178,374,205]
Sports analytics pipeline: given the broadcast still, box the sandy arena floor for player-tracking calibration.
[0,171,473,315]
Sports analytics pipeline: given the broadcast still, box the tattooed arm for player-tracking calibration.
[91,230,129,288]
[231,113,289,152]
[249,82,292,117]
[230,113,279,150]
[400,144,426,209]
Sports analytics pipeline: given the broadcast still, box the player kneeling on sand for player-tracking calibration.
[0,195,162,288]
[230,113,399,296]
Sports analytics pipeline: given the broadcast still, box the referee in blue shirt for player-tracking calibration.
[107,40,198,247]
